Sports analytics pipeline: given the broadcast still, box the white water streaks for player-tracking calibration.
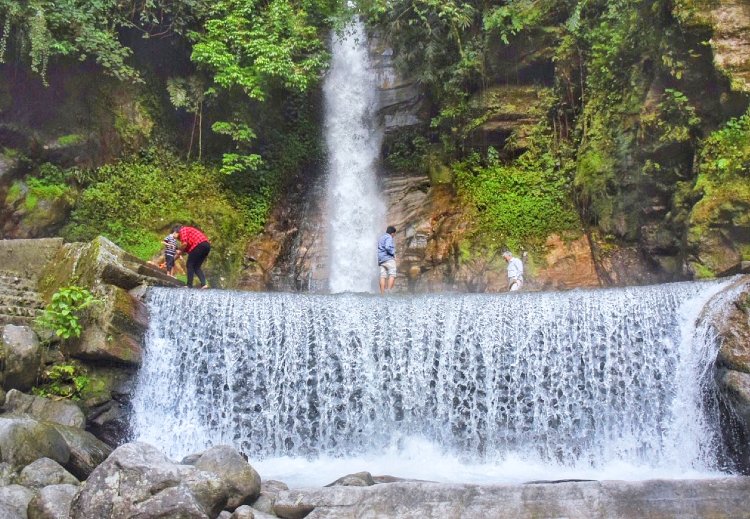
[132,280,736,485]
[324,21,385,293]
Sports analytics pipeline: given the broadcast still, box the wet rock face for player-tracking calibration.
[706,276,750,470]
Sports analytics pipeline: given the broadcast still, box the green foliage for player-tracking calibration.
[37,286,99,340]
[190,0,336,175]
[32,362,90,400]
[689,109,750,237]
[697,110,750,181]
[454,127,581,253]
[0,0,211,82]
[63,148,273,281]
[484,1,541,45]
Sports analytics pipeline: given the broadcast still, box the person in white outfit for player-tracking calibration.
[502,250,524,291]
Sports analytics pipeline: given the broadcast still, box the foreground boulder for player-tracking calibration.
[273,478,750,518]
[189,445,261,510]
[70,442,228,519]
[1,325,42,391]
[0,416,69,468]
[27,483,78,519]
[47,423,111,480]
[19,457,79,488]
[4,390,85,428]
[0,484,35,519]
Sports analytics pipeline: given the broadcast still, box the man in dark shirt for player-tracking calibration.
[171,224,211,288]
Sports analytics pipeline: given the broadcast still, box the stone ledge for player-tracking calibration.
[274,477,750,519]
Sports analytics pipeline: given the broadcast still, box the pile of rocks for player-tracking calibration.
[0,385,298,518]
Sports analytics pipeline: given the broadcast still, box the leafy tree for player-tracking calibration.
[190,0,337,174]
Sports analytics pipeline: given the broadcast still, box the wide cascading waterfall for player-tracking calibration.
[324,21,385,293]
[132,280,736,485]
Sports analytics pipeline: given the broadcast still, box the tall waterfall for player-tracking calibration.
[324,21,385,293]
[132,280,735,486]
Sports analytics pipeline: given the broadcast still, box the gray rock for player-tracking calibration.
[261,480,289,493]
[0,461,17,485]
[254,480,289,515]
[48,423,111,480]
[326,471,375,487]
[1,325,42,391]
[177,464,229,518]
[4,390,85,428]
[273,478,750,518]
[70,442,227,519]
[193,445,261,510]
[19,457,78,488]
[218,512,232,519]
[27,484,78,519]
[250,510,279,519]
[230,505,255,519]
[0,416,70,468]
[181,453,201,465]
[251,494,275,515]
[0,484,34,519]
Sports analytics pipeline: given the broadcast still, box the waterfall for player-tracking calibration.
[323,20,385,293]
[132,280,735,485]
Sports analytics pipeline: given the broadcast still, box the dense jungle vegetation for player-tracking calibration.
[0,0,747,283]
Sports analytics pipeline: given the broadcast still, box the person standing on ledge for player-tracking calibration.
[378,225,397,294]
[172,224,211,289]
[503,250,524,292]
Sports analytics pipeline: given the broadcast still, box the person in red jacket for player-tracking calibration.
[171,224,211,288]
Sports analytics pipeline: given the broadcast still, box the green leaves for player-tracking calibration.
[37,286,99,340]
[190,0,333,175]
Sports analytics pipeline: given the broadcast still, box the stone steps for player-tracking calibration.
[0,270,45,328]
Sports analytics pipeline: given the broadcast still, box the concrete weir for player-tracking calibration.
[274,478,750,518]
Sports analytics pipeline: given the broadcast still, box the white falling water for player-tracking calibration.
[324,20,385,293]
[132,279,736,486]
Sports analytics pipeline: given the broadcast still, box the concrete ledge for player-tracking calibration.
[274,477,750,519]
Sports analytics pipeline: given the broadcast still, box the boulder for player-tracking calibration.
[0,416,69,468]
[18,457,79,488]
[230,505,255,519]
[62,285,146,366]
[70,442,228,519]
[4,390,85,428]
[252,479,289,515]
[1,325,42,391]
[218,512,232,519]
[27,484,78,519]
[326,471,375,487]
[0,484,35,519]
[48,423,111,480]
[192,445,261,510]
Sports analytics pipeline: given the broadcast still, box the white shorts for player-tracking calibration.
[509,278,523,291]
[379,260,397,278]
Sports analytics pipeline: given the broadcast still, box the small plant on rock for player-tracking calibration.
[37,286,99,340]
[33,363,90,400]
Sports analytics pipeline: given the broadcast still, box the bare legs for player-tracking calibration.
[380,276,396,295]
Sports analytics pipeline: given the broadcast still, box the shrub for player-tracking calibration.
[36,286,99,340]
